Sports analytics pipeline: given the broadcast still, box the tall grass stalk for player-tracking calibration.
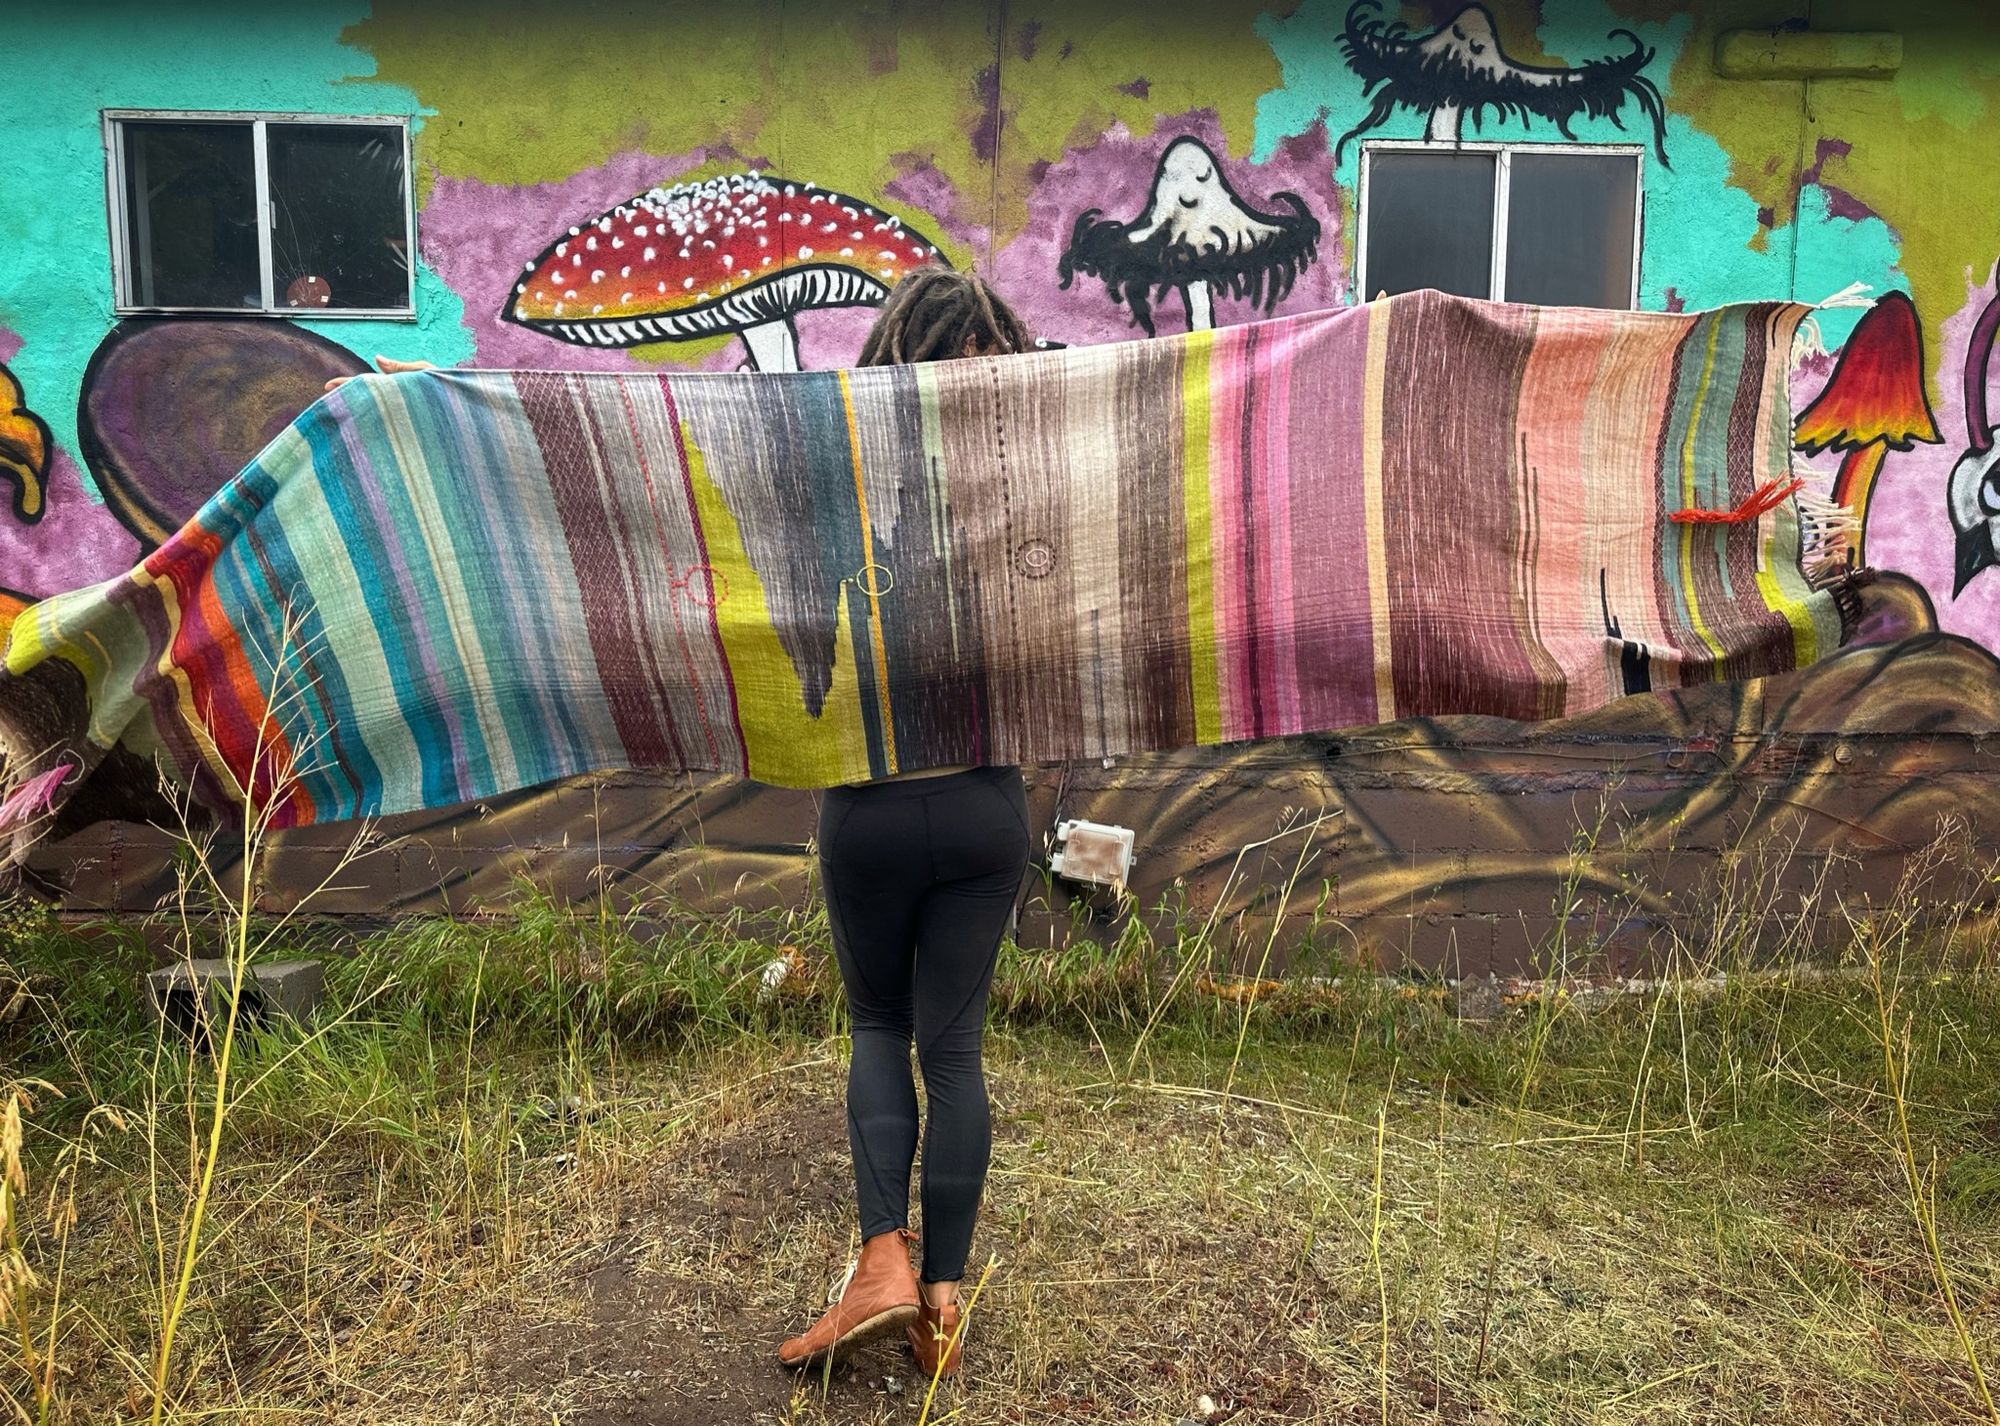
[1125,807,1338,1082]
[1863,922,1997,1421]
[143,617,378,1426]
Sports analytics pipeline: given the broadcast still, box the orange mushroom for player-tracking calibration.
[0,362,49,524]
[1793,291,1941,563]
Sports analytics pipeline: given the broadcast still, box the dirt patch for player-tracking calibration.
[463,1088,917,1424]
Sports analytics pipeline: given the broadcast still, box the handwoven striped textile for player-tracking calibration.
[0,290,1841,833]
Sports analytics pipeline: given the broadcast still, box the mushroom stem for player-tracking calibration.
[738,319,800,373]
[1182,280,1214,332]
[1426,104,1463,144]
[1829,443,1887,564]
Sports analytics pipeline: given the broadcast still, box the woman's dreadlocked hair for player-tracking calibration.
[857,266,1032,367]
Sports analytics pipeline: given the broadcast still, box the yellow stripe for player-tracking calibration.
[1361,309,1396,721]
[1753,310,1819,666]
[681,428,869,782]
[1180,330,1222,743]
[1676,319,1728,664]
[133,563,240,789]
[837,370,897,773]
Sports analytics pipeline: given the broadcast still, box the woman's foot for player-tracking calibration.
[906,1280,964,1378]
[777,1229,920,1369]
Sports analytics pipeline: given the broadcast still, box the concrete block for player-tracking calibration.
[146,959,324,1039]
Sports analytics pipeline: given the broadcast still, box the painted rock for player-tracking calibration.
[77,319,368,546]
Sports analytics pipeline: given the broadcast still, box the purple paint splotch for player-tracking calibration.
[0,449,140,599]
[0,327,140,598]
[992,111,1346,349]
[970,63,1004,163]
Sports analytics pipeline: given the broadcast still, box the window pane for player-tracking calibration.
[269,123,410,310]
[1363,151,1495,301]
[1503,152,1638,309]
[121,121,259,309]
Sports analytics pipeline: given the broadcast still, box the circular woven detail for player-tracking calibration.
[1014,537,1057,579]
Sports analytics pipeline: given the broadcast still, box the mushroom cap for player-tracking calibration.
[1795,291,1942,453]
[1416,6,1523,84]
[504,172,941,348]
[1127,137,1298,256]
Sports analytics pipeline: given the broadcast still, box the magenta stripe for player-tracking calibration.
[1286,303,1380,731]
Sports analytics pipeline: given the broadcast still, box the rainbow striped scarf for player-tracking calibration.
[0,290,1845,841]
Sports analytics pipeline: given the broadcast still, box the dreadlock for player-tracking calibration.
[857,266,1032,367]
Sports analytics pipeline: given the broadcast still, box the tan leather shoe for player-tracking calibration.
[906,1290,963,1378]
[777,1228,920,1368]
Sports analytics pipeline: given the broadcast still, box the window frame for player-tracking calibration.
[102,108,417,320]
[1355,140,1646,310]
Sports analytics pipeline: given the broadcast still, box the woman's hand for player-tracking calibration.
[324,356,438,393]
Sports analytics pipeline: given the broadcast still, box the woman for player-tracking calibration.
[776,268,1034,1381]
[330,270,1036,1380]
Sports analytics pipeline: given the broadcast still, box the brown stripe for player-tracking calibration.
[1115,340,1196,750]
[514,371,680,768]
[1381,293,1544,720]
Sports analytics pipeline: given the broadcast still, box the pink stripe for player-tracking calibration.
[1251,321,1301,733]
[1286,305,1378,730]
[1206,326,1252,740]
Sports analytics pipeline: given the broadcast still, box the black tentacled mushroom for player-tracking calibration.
[1058,137,1321,337]
[1336,2,1669,165]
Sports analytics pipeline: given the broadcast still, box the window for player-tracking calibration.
[1357,142,1642,310]
[104,111,414,317]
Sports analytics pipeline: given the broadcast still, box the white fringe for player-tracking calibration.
[1795,484,1862,586]
[1790,282,1878,370]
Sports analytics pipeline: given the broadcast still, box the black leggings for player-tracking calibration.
[817,765,1030,1284]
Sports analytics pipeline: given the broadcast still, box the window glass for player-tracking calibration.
[268,123,410,310]
[1504,152,1639,308]
[120,121,259,309]
[1363,151,1496,301]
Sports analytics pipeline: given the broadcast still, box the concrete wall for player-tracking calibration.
[5,1,1999,969]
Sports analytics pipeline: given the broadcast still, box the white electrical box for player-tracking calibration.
[1049,819,1135,887]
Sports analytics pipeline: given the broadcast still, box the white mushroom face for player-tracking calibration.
[1416,7,1517,84]
[1949,440,2000,595]
[1126,138,1288,256]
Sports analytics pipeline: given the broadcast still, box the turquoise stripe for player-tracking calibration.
[795,371,882,772]
[356,393,500,797]
[1657,317,1705,634]
[300,398,465,808]
[233,456,385,818]
[411,382,584,789]
[1704,313,1747,603]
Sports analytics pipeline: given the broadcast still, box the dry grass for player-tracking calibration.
[1,863,1998,1424]
[1,784,1996,1423]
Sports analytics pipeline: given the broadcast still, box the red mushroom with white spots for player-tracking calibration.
[503,172,943,372]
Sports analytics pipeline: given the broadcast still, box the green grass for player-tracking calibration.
[3,886,1999,1423]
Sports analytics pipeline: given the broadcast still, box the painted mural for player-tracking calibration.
[503,173,947,371]
[1335,2,1670,160]
[1058,135,1321,334]
[0,363,50,529]
[2,0,1999,966]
